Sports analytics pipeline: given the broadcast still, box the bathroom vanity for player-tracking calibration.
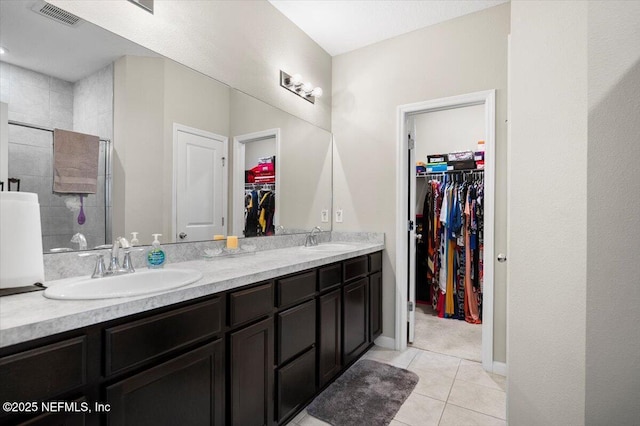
[0,242,383,426]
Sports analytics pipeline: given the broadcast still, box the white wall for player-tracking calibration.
[49,0,332,131]
[245,137,276,170]
[414,104,485,161]
[508,2,587,424]
[586,1,640,424]
[332,4,510,362]
[113,56,230,245]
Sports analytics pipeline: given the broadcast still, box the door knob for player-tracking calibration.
[497,253,507,263]
[179,232,187,240]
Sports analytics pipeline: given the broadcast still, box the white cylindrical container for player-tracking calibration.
[0,192,45,288]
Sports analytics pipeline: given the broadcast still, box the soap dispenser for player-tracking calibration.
[147,234,166,269]
[130,232,139,246]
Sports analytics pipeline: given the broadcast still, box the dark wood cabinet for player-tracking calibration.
[228,282,273,328]
[1,250,382,426]
[342,277,369,365]
[277,300,316,364]
[106,339,224,426]
[19,397,88,426]
[0,335,87,405]
[105,297,223,376]
[228,317,274,426]
[276,348,316,423]
[317,289,342,387]
[369,271,382,342]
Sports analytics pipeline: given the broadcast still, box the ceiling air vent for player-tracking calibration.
[31,1,82,27]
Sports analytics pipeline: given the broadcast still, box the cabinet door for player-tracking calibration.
[105,339,224,426]
[229,317,274,426]
[342,277,369,365]
[318,289,341,387]
[369,271,382,342]
[276,348,316,423]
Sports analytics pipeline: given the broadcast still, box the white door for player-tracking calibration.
[408,117,417,343]
[174,124,227,242]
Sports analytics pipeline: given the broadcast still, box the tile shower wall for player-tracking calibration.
[1,62,112,251]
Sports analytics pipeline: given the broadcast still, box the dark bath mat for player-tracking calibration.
[307,359,419,426]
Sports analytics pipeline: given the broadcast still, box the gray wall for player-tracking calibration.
[1,62,110,251]
[586,1,640,424]
[509,2,640,423]
[49,0,332,131]
[508,1,588,424]
[331,4,510,362]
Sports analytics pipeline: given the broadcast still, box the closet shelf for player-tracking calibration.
[416,169,484,178]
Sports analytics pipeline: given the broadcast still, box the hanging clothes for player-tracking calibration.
[418,172,484,324]
[258,190,276,236]
[244,190,260,237]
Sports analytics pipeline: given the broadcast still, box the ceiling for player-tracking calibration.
[269,0,509,56]
[0,0,157,83]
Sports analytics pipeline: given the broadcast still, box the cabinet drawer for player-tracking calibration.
[344,256,368,282]
[318,263,342,291]
[276,270,316,307]
[369,252,382,273]
[105,297,223,376]
[277,299,316,365]
[0,336,87,404]
[276,347,316,423]
[228,282,273,327]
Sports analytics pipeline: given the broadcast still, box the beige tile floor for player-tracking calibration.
[287,303,504,425]
[287,346,506,426]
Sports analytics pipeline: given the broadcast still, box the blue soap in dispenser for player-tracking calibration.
[147,234,166,269]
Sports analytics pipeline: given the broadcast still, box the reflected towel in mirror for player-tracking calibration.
[53,128,100,194]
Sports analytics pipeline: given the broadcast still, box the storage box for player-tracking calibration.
[427,154,448,164]
[447,151,474,162]
[427,162,448,173]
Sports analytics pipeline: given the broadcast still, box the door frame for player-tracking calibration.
[172,123,228,242]
[395,90,496,372]
[232,128,281,237]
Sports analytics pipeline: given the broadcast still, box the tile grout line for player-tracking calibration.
[437,359,462,425]
[445,401,507,422]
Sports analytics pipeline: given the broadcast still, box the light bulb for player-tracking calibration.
[311,87,323,98]
[0,46,7,55]
[290,74,302,86]
[302,82,313,93]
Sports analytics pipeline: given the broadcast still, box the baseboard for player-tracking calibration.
[373,335,395,349]
[492,361,507,376]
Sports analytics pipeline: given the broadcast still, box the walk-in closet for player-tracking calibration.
[410,103,486,362]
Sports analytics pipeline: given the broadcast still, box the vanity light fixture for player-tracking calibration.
[280,71,323,104]
[0,46,7,55]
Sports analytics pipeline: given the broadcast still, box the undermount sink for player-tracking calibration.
[302,243,356,252]
[43,268,203,300]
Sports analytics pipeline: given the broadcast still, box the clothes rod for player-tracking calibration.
[417,169,484,177]
[8,120,111,143]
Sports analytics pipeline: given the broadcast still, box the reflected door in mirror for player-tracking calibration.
[174,125,228,241]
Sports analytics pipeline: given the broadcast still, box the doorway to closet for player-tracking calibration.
[396,90,496,371]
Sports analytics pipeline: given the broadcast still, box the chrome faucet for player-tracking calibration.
[304,226,322,247]
[79,237,139,278]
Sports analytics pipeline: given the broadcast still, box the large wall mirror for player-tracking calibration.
[0,0,332,252]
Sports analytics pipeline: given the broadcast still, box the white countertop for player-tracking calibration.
[0,241,383,348]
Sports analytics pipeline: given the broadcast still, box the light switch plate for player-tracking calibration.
[321,209,329,223]
[335,209,343,223]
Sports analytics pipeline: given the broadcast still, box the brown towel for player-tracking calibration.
[53,129,100,194]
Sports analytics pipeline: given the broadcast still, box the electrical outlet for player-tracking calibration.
[321,209,329,223]
[335,209,343,223]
